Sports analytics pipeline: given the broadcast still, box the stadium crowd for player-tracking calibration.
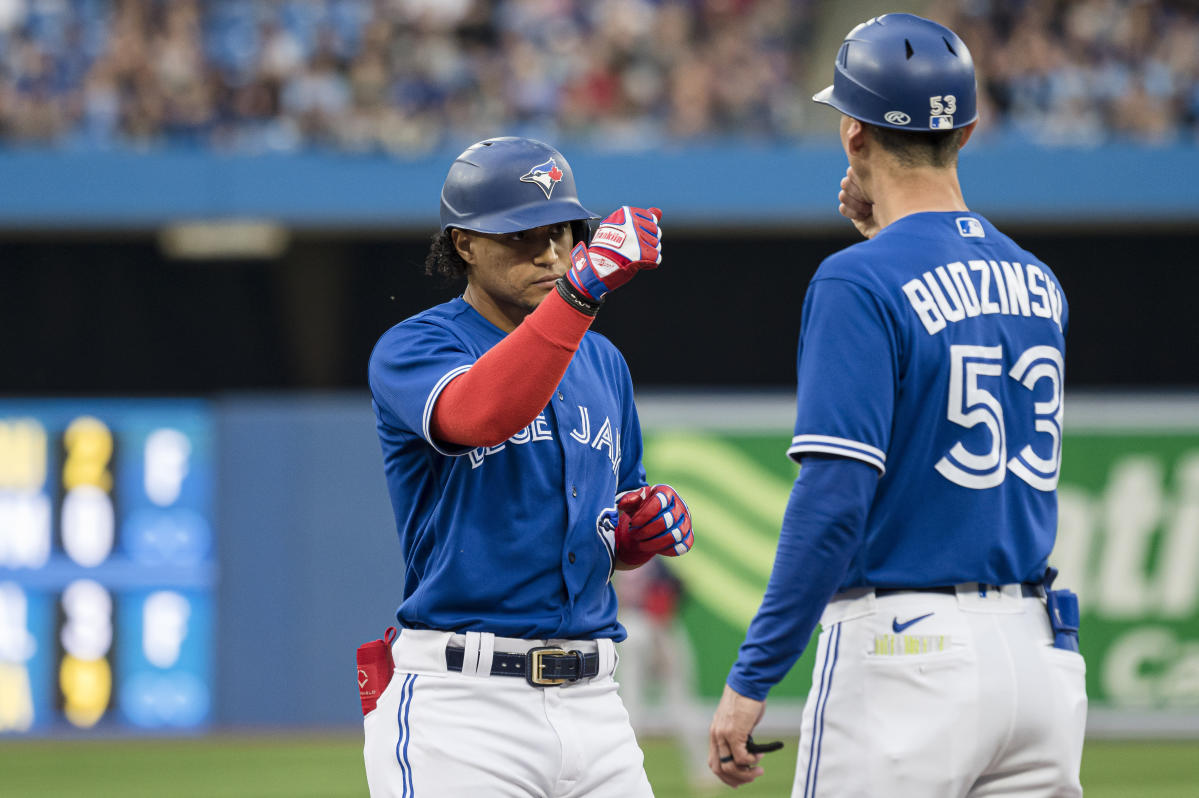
[0,0,813,153]
[0,0,1195,152]
[934,0,1199,146]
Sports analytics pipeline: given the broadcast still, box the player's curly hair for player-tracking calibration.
[865,124,966,169]
[422,221,591,283]
[424,230,469,283]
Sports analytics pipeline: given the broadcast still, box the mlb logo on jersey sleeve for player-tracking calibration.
[956,217,985,238]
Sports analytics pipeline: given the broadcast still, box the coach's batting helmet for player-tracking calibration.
[439,137,598,235]
[813,13,977,131]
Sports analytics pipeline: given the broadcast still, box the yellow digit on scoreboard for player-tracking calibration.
[0,418,47,491]
[62,416,113,493]
[59,655,113,729]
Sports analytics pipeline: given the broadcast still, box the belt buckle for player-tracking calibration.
[526,647,569,687]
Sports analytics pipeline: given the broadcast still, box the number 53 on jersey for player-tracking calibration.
[937,343,1063,492]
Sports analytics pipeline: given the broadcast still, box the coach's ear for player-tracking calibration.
[842,115,869,161]
[450,229,477,266]
[958,120,978,150]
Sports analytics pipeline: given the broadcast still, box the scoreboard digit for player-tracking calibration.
[0,401,215,734]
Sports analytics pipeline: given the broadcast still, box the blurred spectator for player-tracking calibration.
[929,0,1199,146]
[0,0,812,153]
[0,0,1193,153]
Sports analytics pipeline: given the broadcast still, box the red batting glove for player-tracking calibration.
[614,484,694,567]
[567,206,662,301]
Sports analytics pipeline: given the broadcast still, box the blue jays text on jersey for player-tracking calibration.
[786,211,1069,590]
[368,297,647,641]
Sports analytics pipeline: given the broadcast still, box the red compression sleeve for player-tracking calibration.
[431,289,595,447]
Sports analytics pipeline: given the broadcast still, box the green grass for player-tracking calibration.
[1077,740,1199,798]
[0,734,368,798]
[0,734,1194,797]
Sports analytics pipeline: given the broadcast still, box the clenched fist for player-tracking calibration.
[614,483,694,567]
[566,206,663,302]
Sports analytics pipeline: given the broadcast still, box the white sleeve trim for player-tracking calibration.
[787,434,886,474]
[421,364,474,457]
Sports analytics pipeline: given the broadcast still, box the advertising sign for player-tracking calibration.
[637,396,1199,715]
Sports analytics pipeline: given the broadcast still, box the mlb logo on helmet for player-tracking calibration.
[520,158,564,199]
[956,217,985,238]
[930,115,954,129]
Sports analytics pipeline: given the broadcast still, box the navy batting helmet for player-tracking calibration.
[813,13,977,131]
[439,137,598,234]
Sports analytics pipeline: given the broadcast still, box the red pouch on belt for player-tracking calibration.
[357,627,398,716]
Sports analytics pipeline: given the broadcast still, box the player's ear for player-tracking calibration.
[450,229,477,266]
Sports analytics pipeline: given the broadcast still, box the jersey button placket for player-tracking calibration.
[571,485,577,497]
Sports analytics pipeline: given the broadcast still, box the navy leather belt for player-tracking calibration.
[875,583,1041,598]
[445,645,600,687]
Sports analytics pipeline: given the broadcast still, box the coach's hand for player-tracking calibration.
[614,484,693,567]
[709,684,767,786]
[838,166,880,240]
[566,206,662,301]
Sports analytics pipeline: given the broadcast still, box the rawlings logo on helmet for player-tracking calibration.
[520,158,564,199]
[884,110,911,125]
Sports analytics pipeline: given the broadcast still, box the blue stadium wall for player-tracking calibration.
[1,142,1196,229]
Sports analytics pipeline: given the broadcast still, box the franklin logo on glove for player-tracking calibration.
[567,206,662,302]
[591,227,627,248]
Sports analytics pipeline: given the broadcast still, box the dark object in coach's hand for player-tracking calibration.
[718,735,784,764]
[746,735,784,755]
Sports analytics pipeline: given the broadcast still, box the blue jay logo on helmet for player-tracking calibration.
[520,158,565,199]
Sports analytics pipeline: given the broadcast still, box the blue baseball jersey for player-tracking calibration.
[789,211,1068,589]
[368,297,647,641]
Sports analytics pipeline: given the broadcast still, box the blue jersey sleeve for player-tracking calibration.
[727,455,877,700]
[368,320,476,456]
[788,277,898,474]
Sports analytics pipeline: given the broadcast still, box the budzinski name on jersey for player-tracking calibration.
[467,406,623,474]
[901,259,1064,335]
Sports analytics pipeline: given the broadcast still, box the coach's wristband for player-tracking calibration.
[555,276,603,316]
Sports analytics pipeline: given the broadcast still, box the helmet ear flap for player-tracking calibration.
[571,220,592,247]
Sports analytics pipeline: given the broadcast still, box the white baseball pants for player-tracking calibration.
[792,583,1087,798]
[363,629,654,797]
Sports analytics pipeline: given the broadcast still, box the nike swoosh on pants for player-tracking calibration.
[891,612,934,633]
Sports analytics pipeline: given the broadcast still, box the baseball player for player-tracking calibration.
[362,136,694,797]
[709,14,1086,797]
